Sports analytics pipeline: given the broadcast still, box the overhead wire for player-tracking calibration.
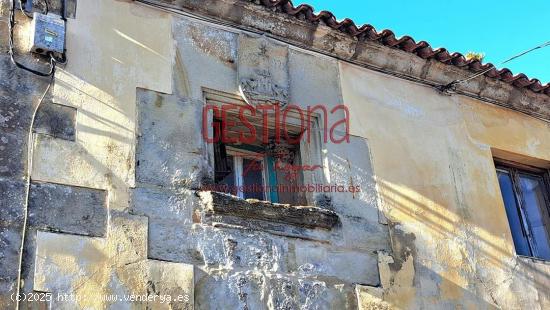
[438,41,550,93]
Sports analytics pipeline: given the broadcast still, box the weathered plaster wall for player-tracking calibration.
[2,0,549,309]
[340,62,550,309]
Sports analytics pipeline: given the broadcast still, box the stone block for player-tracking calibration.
[220,231,288,272]
[33,102,76,141]
[194,271,266,309]
[326,136,381,221]
[172,19,238,99]
[356,285,391,310]
[131,187,196,224]
[0,225,24,309]
[30,134,112,190]
[146,222,198,264]
[29,182,107,237]
[33,231,107,294]
[106,212,148,265]
[0,130,26,177]
[0,179,26,224]
[238,34,289,107]
[131,187,199,263]
[294,241,380,286]
[195,271,355,309]
[146,260,194,310]
[33,213,150,309]
[0,55,49,179]
[339,215,390,253]
[0,180,25,309]
[145,221,291,273]
[136,90,205,188]
[288,49,342,112]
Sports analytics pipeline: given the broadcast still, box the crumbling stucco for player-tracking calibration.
[341,61,550,309]
[1,0,549,309]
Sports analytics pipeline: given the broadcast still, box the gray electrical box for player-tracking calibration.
[29,12,65,55]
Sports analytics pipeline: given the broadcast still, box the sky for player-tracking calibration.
[293,0,550,83]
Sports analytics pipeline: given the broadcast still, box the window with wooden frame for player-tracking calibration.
[216,146,268,201]
[495,159,550,260]
[204,89,324,206]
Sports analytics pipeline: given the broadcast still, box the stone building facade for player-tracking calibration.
[1,0,549,309]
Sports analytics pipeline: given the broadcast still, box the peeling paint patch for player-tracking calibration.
[175,20,237,67]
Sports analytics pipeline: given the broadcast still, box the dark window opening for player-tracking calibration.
[242,157,265,200]
[212,116,307,205]
[496,160,550,260]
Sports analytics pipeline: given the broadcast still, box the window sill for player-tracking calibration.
[516,254,550,265]
[200,191,340,230]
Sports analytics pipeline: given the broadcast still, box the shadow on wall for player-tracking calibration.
[18,21,173,302]
[9,4,549,307]
[2,0,174,306]
[378,179,550,308]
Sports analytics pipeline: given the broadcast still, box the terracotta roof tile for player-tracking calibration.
[254,0,550,96]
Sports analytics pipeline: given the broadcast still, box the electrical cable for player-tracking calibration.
[17,0,32,18]
[8,2,64,308]
[15,71,55,310]
[60,0,67,21]
[438,41,550,93]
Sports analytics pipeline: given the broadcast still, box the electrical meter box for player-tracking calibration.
[29,12,65,55]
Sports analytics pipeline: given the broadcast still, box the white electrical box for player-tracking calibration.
[29,12,65,55]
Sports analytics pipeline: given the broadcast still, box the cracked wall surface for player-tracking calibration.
[1,0,549,309]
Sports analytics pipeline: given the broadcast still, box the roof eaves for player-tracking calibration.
[253,0,549,96]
